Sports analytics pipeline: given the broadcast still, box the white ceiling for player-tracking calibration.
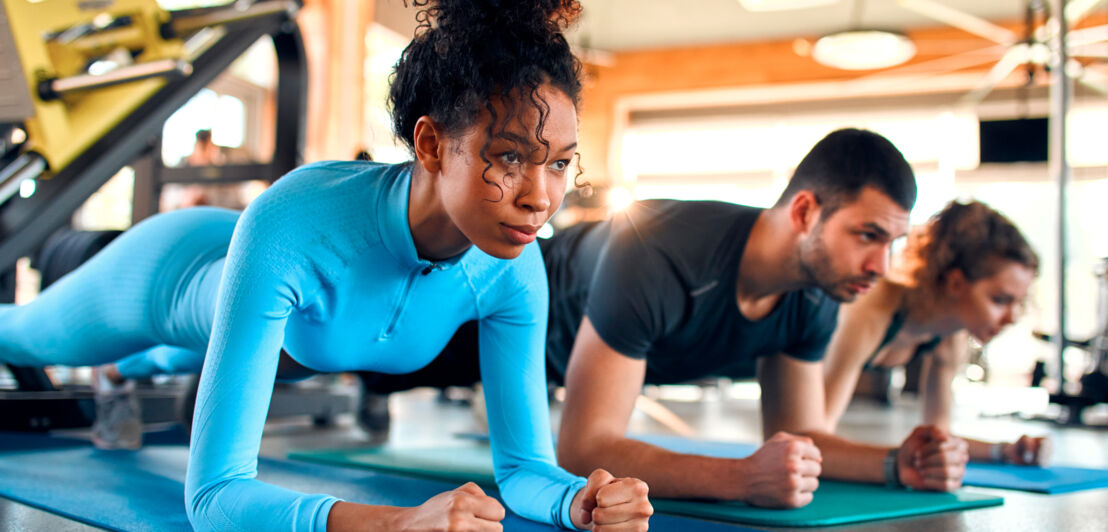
[371,1,1107,54]
[569,0,1090,51]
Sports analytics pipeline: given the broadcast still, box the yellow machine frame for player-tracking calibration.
[2,0,185,175]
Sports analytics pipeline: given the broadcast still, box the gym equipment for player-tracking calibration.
[33,227,123,289]
[0,0,354,433]
[1032,256,1108,425]
[0,0,305,273]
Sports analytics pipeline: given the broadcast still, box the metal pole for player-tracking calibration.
[42,60,193,100]
[1049,0,1071,392]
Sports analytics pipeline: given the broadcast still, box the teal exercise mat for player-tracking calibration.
[651,481,1001,527]
[289,441,1003,527]
[632,433,1108,495]
[0,432,557,532]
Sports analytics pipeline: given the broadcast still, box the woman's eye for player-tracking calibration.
[549,159,570,172]
[499,152,521,165]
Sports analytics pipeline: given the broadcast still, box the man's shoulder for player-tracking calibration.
[796,287,841,323]
[627,199,758,225]
[610,200,758,251]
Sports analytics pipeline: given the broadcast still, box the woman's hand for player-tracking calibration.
[391,482,505,531]
[1000,435,1051,466]
[570,469,653,531]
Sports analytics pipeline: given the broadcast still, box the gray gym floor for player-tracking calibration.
[2,383,1106,531]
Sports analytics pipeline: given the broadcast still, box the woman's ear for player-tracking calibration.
[788,190,821,235]
[944,268,968,296]
[412,116,444,174]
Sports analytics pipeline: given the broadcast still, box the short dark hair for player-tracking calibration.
[775,128,917,217]
[389,0,584,191]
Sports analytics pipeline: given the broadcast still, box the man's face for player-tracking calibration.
[798,187,910,302]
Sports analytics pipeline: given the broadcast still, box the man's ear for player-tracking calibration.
[412,116,444,174]
[788,190,821,235]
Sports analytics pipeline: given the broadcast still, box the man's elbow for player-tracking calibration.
[556,428,608,476]
[762,419,830,441]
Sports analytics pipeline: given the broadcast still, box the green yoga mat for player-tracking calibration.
[289,443,1003,527]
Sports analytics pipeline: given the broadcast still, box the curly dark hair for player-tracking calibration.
[904,200,1039,290]
[389,0,585,194]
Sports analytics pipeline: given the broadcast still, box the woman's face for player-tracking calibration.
[438,84,577,260]
[949,261,1035,343]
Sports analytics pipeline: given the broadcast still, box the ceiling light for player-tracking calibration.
[812,29,916,70]
[737,0,838,12]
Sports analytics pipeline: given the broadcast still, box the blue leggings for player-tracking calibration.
[0,208,234,373]
[115,346,205,379]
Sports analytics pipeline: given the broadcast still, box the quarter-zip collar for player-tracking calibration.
[377,164,470,274]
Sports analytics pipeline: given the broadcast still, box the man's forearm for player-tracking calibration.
[560,435,745,500]
[804,431,891,484]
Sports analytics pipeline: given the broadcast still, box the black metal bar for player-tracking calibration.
[5,366,56,392]
[159,162,284,184]
[130,147,160,225]
[270,21,308,175]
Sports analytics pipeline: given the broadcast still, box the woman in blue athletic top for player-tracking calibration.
[823,200,1048,468]
[0,0,653,530]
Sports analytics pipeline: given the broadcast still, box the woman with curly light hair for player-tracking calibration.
[822,200,1046,481]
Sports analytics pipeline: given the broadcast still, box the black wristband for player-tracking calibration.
[884,447,902,488]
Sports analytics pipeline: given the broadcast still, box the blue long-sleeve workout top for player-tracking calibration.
[0,161,583,529]
[168,161,582,530]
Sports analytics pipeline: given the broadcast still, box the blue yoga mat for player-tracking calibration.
[635,433,1108,494]
[0,426,190,453]
[0,432,748,532]
[962,463,1108,494]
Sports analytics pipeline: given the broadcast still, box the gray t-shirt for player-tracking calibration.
[541,200,840,385]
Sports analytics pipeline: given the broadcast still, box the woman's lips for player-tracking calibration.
[501,223,539,245]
